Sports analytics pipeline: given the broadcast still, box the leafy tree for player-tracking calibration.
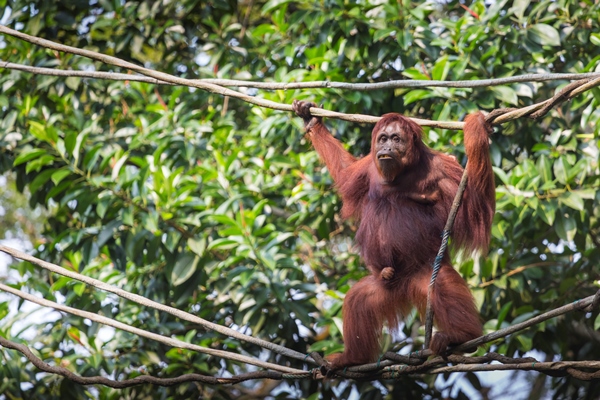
[0,0,599,398]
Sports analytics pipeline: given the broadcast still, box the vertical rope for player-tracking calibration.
[423,168,469,349]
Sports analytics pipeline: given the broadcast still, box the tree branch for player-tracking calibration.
[2,243,600,383]
[3,60,599,90]
[478,261,557,288]
[0,245,316,365]
[382,357,600,380]
[347,289,600,373]
[0,335,311,387]
[3,25,598,131]
[0,25,388,127]
[0,282,304,374]
[453,289,600,353]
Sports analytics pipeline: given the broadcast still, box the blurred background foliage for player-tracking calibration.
[0,0,599,398]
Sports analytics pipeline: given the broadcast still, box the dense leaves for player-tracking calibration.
[0,0,599,398]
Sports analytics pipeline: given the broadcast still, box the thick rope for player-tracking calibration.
[424,108,512,349]
[423,167,469,348]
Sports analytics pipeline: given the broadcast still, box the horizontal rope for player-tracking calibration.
[0,281,304,374]
[0,245,315,365]
[3,61,599,90]
[3,25,600,130]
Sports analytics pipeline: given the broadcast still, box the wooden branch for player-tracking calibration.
[478,261,557,288]
[3,60,599,90]
[0,336,311,387]
[0,61,176,85]
[3,25,600,130]
[2,242,600,383]
[0,26,391,127]
[3,24,600,385]
[5,328,600,387]
[453,289,600,353]
[347,289,600,373]
[201,72,600,89]
[0,282,304,374]
[382,357,600,380]
[0,245,316,365]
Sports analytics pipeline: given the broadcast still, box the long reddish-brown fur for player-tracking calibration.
[301,109,495,368]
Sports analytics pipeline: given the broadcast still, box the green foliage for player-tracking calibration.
[0,0,599,398]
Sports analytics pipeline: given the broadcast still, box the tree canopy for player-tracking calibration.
[1,0,600,398]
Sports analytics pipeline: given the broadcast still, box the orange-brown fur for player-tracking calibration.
[294,103,495,368]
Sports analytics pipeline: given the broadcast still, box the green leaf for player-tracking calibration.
[516,334,533,352]
[261,0,294,14]
[64,130,77,155]
[490,86,518,105]
[164,230,182,253]
[396,30,412,50]
[591,33,600,47]
[536,155,552,183]
[207,238,239,250]
[96,197,111,219]
[172,253,200,286]
[83,144,103,171]
[493,274,508,289]
[252,24,277,37]
[28,121,50,142]
[373,28,396,42]
[401,67,430,80]
[555,211,577,242]
[188,237,207,257]
[97,220,121,248]
[343,43,358,61]
[509,0,530,20]
[553,157,570,184]
[111,153,129,181]
[13,149,47,166]
[431,55,449,81]
[528,24,561,47]
[73,130,90,167]
[537,201,557,226]
[65,76,80,90]
[263,232,293,250]
[142,212,159,233]
[572,189,595,200]
[25,154,55,174]
[496,301,513,329]
[51,168,71,185]
[493,166,509,185]
[73,283,86,296]
[122,205,134,226]
[210,214,238,227]
[45,180,71,201]
[409,6,425,20]
[595,314,600,331]
[0,302,7,321]
[51,276,73,292]
[403,90,434,105]
[559,192,584,211]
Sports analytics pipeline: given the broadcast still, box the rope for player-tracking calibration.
[423,167,469,349]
